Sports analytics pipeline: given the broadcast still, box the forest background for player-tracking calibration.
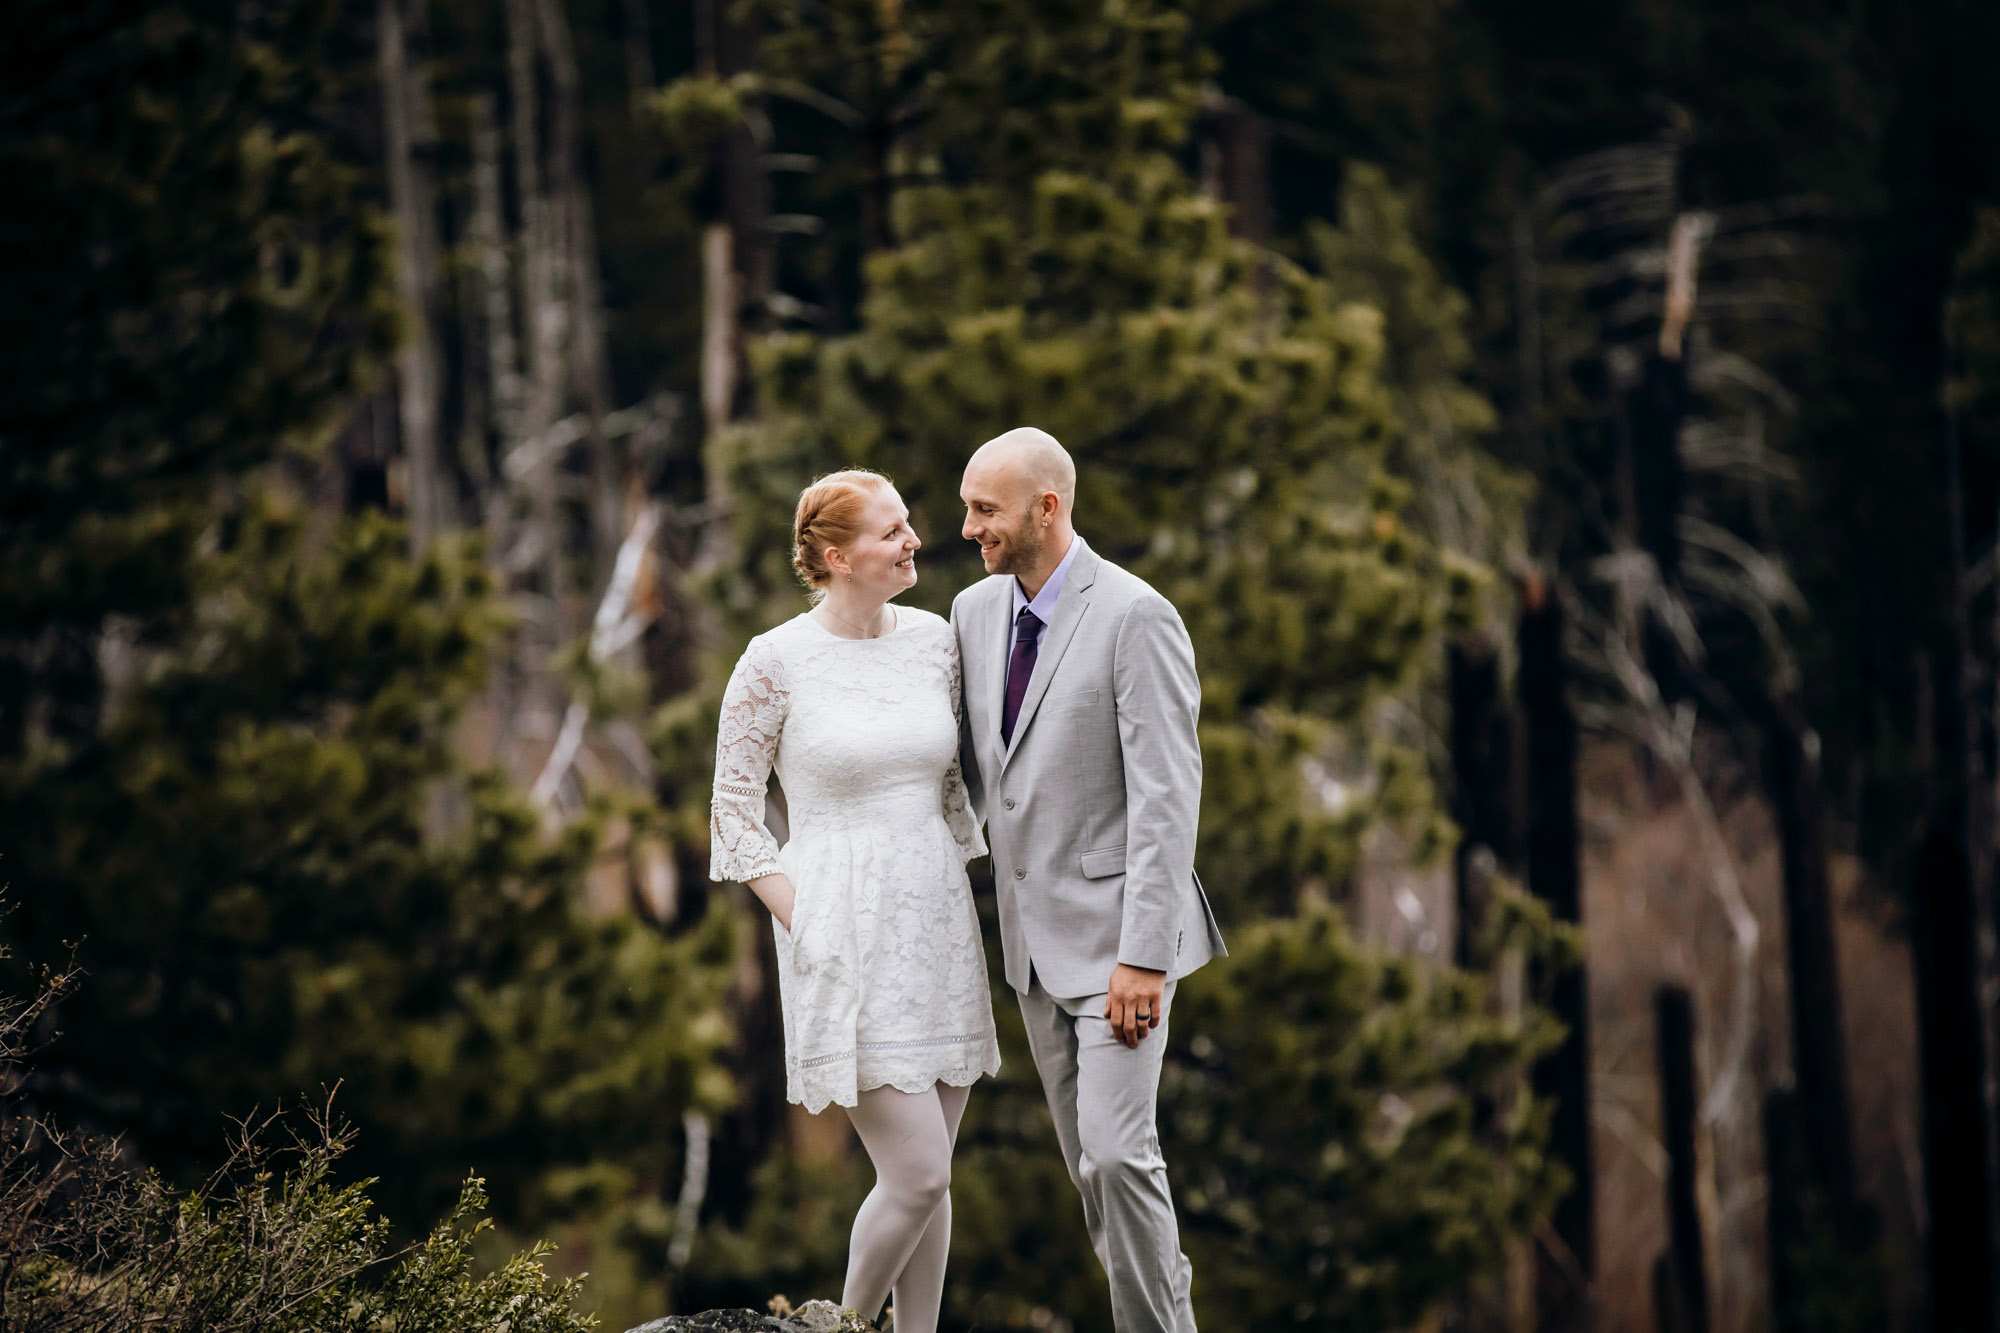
[5,0,2000,1330]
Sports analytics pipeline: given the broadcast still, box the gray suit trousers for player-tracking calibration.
[1017,976,1197,1333]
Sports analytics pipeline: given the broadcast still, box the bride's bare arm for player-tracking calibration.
[745,872,797,932]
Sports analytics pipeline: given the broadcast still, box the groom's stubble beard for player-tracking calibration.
[988,507,1046,577]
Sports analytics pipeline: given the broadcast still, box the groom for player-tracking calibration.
[952,427,1226,1332]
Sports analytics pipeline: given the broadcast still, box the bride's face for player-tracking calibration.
[831,487,921,597]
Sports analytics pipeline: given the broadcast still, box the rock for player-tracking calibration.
[621,1302,873,1333]
[620,1313,783,1333]
[788,1300,870,1332]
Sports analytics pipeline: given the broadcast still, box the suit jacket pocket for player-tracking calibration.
[1046,689,1100,712]
[1079,844,1126,879]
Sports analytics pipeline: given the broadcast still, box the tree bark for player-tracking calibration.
[695,0,771,327]
[1765,694,1863,1217]
[621,0,655,108]
[1624,350,1688,700]
[1919,354,2000,1332]
[1449,631,1511,966]
[700,222,737,443]
[534,0,623,573]
[1911,823,1996,1333]
[377,0,449,550]
[1197,90,1272,247]
[469,92,522,468]
[1655,986,1711,1333]
[504,0,569,651]
[1518,576,1595,1333]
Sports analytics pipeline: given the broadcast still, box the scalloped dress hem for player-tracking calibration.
[791,1053,1002,1115]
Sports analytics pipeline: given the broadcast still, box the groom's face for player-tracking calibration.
[961,466,1045,577]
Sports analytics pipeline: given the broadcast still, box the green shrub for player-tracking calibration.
[1,949,597,1333]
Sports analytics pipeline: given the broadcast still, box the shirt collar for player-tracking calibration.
[1011,532,1084,624]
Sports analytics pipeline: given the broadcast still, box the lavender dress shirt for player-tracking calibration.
[1009,532,1084,655]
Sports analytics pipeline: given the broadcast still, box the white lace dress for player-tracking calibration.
[709,606,1000,1113]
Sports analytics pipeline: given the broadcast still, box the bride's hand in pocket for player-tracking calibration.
[746,872,798,932]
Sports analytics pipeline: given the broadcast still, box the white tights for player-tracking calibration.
[840,1081,971,1333]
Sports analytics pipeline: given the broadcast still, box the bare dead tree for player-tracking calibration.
[468,89,522,512]
[532,499,666,813]
[1517,122,1863,1333]
[377,0,450,550]
[1516,571,1597,1333]
[501,0,569,674]
[1929,313,2000,1331]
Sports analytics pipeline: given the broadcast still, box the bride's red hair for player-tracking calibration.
[792,469,892,596]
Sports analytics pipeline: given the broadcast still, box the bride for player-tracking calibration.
[709,469,1000,1331]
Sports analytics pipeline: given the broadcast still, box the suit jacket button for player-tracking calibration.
[1013,868,1026,879]
[1002,797,1016,810]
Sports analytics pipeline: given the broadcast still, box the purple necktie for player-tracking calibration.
[1001,606,1042,745]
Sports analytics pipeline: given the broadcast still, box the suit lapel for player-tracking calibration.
[1001,541,1100,771]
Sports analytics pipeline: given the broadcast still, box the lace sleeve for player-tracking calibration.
[941,634,987,863]
[709,636,787,883]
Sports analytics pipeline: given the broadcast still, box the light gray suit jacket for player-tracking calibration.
[952,537,1226,998]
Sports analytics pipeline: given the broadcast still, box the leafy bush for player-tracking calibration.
[0,944,595,1333]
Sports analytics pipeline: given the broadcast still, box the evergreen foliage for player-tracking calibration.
[19,0,1991,1324]
[1163,902,1569,1328]
[689,0,1487,920]
[2,502,738,1227]
[0,0,396,708]
[651,4,1561,1327]
[0,0,738,1251]
[1,959,595,1333]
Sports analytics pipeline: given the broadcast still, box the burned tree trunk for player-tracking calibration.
[1623,212,1698,698]
[1911,822,1995,1333]
[1765,691,1870,1266]
[1655,986,1712,1333]
[1915,365,2000,1333]
[1519,575,1595,1331]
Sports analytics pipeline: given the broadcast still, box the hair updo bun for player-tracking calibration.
[792,469,891,598]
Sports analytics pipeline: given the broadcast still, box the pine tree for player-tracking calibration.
[0,0,738,1250]
[694,3,1484,917]
[655,1,1558,1324]
[3,502,739,1230]
[1163,901,1568,1330]
[0,0,396,754]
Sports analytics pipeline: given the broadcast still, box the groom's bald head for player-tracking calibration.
[966,427,1076,513]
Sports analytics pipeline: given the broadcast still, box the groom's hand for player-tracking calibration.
[1105,963,1166,1049]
